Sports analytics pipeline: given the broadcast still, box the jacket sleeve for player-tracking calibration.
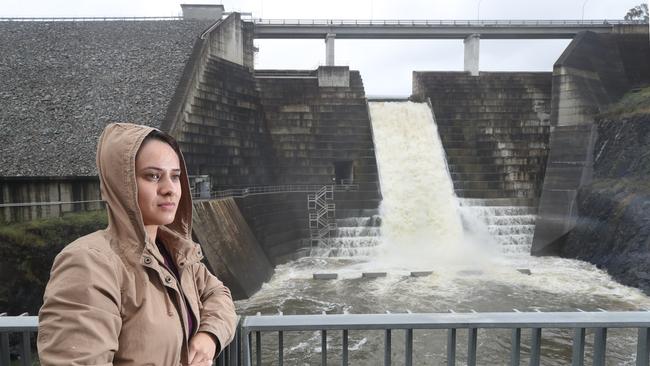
[37,245,122,366]
[193,262,237,352]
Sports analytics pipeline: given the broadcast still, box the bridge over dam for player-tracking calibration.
[251,18,646,74]
[1,9,650,359]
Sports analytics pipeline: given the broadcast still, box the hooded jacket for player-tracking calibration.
[38,123,237,365]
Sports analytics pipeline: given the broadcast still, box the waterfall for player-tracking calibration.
[458,198,537,256]
[368,101,466,266]
[310,213,382,257]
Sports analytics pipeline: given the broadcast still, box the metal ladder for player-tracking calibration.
[308,185,337,249]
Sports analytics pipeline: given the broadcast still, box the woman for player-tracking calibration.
[38,123,237,365]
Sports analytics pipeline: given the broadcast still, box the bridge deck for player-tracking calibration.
[253,19,644,39]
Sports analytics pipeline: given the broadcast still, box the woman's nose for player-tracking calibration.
[158,175,177,195]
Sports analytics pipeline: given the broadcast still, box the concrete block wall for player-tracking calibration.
[235,193,312,264]
[413,72,552,200]
[0,178,102,222]
[256,71,381,206]
[176,57,276,189]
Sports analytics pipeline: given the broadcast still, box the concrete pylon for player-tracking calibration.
[325,33,336,66]
[464,33,480,76]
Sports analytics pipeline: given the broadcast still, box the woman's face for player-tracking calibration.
[135,139,182,227]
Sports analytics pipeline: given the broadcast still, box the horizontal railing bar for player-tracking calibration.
[252,19,645,26]
[0,316,37,331]
[242,312,650,331]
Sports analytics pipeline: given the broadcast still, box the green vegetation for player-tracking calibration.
[0,210,107,315]
[601,85,650,118]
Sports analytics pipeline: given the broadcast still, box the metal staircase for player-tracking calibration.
[308,185,337,248]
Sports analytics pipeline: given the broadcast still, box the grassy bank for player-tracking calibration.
[601,85,650,118]
[0,210,107,315]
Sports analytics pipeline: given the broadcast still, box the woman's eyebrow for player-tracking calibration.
[140,167,181,171]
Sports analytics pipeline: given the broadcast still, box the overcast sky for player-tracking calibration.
[2,0,646,95]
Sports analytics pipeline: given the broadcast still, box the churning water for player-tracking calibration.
[235,101,650,365]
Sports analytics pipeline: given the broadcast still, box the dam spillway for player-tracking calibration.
[235,100,650,365]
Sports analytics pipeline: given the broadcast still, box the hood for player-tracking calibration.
[96,123,193,254]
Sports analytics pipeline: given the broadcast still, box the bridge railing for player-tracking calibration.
[241,311,650,366]
[3,311,649,365]
[0,314,241,366]
[253,19,646,26]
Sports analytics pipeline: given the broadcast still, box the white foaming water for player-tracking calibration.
[310,215,382,257]
[458,198,537,256]
[368,101,467,267]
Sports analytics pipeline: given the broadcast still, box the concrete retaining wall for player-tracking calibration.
[192,198,273,300]
[531,31,648,255]
[0,177,102,223]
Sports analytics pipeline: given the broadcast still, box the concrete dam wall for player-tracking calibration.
[192,198,273,300]
[531,29,650,293]
[413,72,552,201]
[533,31,650,256]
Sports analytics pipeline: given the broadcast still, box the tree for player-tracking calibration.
[624,3,649,22]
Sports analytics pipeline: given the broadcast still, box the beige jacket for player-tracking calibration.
[38,123,237,366]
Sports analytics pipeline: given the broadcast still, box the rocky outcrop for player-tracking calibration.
[562,113,650,294]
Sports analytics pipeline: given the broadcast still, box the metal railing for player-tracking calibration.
[0,16,183,21]
[252,19,647,26]
[3,311,649,365]
[208,183,358,200]
[0,184,360,207]
[241,311,650,366]
[0,12,252,22]
[0,315,242,366]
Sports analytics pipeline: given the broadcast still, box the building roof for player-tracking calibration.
[0,20,211,177]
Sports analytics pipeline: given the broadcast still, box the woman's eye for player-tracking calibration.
[148,173,161,181]
[172,174,181,181]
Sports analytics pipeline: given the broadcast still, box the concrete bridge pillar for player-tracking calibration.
[464,33,480,76]
[325,33,336,66]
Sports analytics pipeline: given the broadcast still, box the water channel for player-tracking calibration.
[235,102,650,365]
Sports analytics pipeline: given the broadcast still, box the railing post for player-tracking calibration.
[593,328,607,366]
[243,330,251,366]
[405,329,413,366]
[447,328,456,366]
[255,331,261,366]
[1,332,9,366]
[510,328,521,366]
[384,329,391,366]
[638,328,649,366]
[572,328,585,366]
[467,328,477,366]
[278,331,284,366]
[530,328,541,366]
[342,329,348,366]
[322,330,327,366]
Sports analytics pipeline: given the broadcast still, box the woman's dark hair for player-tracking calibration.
[142,130,177,149]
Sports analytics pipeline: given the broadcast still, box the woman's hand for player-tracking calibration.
[188,332,218,366]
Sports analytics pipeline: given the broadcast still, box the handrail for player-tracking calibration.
[0,184,359,208]
[0,315,241,365]
[241,311,650,366]
[253,18,647,26]
[0,16,183,21]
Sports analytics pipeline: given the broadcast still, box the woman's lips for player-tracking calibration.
[158,202,176,210]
